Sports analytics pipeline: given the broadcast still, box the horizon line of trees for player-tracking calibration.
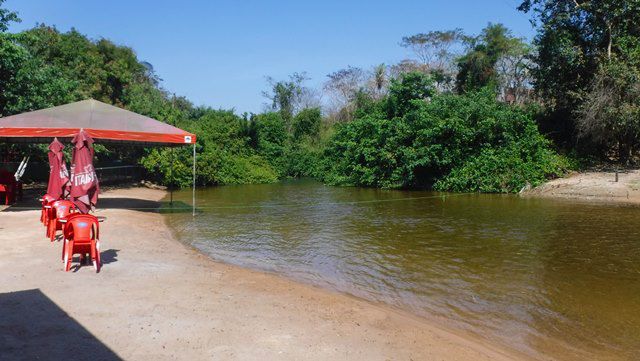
[1,0,639,192]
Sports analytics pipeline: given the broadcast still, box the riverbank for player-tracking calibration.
[0,187,528,360]
[523,169,640,205]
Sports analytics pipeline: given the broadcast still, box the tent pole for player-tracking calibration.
[192,143,196,216]
[169,148,174,205]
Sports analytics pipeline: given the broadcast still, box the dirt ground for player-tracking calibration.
[523,169,640,204]
[0,187,529,361]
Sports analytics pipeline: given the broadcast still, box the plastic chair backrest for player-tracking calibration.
[51,200,76,219]
[42,194,57,206]
[66,214,99,242]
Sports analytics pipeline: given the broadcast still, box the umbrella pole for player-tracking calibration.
[192,143,196,217]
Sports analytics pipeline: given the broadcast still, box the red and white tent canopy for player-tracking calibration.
[0,99,196,146]
[0,99,198,215]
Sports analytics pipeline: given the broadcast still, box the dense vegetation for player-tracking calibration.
[322,77,567,192]
[1,0,638,192]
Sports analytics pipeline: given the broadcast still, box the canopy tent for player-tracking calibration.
[0,99,195,146]
[0,99,197,215]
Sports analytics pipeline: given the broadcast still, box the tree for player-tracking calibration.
[0,0,19,32]
[323,66,366,121]
[518,0,640,146]
[495,38,534,104]
[366,63,389,100]
[456,23,515,93]
[400,29,464,69]
[0,33,79,116]
[262,72,315,124]
[387,71,435,117]
[578,56,640,163]
[323,88,568,191]
[249,112,289,175]
[400,29,464,92]
[292,107,321,140]
[389,59,428,79]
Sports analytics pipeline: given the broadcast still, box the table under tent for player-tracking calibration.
[0,99,197,215]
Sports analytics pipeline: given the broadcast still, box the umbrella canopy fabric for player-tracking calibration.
[46,137,69,200]
[69,130,99,213]
[0,99,196,146]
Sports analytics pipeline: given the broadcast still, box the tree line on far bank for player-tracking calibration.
[1,0,638,192]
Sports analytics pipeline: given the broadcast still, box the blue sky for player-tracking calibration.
[6,0,535,113]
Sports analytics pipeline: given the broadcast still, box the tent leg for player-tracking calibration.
[192,143,196,217]
[170,148,174,206]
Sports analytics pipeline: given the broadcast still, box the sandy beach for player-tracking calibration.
[0,187,529,361]
[523,169,640,205]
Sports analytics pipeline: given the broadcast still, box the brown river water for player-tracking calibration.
[163,180,640,360]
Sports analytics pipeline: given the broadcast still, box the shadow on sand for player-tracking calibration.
[1,185,196,214]
[1,187,164,214]
[0,289,121,360]
[100,249,119,265]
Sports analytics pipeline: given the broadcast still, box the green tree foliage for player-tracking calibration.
[141,110,278,187]
[247,108,324,178]
[0,0,571,192]
[293,107,321,140]
[249,112,289,175]
[262,72,317,125]
[0,33,78,115]
[0,0,18,32]
[17,25,147,106]
[386,72,435,116]
[518,0,640,149]
[323,73,568,192]
[456,23,518,93]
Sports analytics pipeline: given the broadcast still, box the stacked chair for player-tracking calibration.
[41,195,101,273]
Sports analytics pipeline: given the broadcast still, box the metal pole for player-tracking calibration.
[169,147,174,205]
[192,143,196,216]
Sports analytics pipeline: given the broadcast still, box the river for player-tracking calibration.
[163,180,640,360]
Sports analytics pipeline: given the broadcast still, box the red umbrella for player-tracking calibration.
[46,137,69,200]
[69,129,99,213]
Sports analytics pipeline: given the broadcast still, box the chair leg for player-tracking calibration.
[64,241,73,272]
[93,241,101,273]
[50,222,58,242]
[62,239,67,262]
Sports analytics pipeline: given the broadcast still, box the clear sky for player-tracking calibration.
[6,0,534,113]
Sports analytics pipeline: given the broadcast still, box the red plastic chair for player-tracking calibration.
[62,214,101,272]
[0,183,14,205]
[0,169,20,205]
[40,194,57,226]
[47,200,76,241]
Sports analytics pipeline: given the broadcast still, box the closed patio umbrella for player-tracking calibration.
[46,137,69,200]
[69,129,99,213]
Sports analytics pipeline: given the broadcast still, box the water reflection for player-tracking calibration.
[164,180,640,360]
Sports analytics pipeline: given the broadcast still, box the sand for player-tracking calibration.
[523,169,640,205]
[0,187,529,361]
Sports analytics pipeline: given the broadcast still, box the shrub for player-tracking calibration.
[323,88,570,192]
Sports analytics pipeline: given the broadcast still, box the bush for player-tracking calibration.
[323,87,570,192]
[434,142,569,192]
[141,109,278,187]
